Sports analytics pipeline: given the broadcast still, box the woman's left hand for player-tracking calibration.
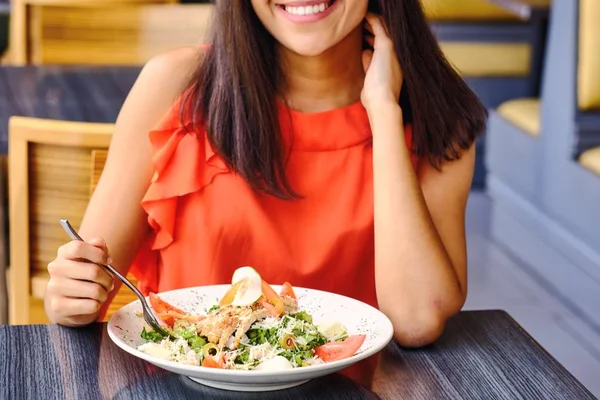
[361,13,403,112]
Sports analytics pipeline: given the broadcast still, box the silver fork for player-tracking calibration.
[59,219,173,339]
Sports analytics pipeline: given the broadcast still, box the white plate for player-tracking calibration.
[107,285,394,392]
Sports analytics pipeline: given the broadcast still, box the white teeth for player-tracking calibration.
[284,2,329,16]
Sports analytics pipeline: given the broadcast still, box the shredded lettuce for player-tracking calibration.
[173,325,207,351]
[141,327,164,343]
[244,313,328,366]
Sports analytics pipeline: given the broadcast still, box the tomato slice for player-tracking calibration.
[279,282,296,299]
[219,280,244,306]
[258,297,279,317]
[155,311,186,328]
[261,280,284,315]
[149,293,188,327]
[314,335,366,363]
[202,355,223,369]
[149,293,185,315]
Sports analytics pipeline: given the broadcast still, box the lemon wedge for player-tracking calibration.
[229,266,263,307]
[317,321,347,341]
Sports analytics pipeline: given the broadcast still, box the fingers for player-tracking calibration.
[364,13,392,47]
[57,239,112,265]
[47,277,110,304]
[89,237,109,255]
[48,259,114,291]
[46,237,115,325]
[47,296,103,318]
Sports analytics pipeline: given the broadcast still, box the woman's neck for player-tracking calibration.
[279,27,365,113]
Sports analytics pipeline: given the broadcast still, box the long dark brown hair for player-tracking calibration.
[182,0,487,199]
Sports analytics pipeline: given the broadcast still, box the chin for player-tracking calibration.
[282,38,336,57]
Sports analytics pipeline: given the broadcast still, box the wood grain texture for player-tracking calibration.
[27,3,212,65]
[7,116,112,324]
[0,311,593,399]
[7,0,180,65]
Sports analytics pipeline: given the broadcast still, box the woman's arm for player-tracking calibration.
[45,47,200,325]
[362,14,474,347]
[80,47,202,312]
[370,103,474,347]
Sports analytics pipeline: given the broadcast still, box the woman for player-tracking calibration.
[45,0,486,349]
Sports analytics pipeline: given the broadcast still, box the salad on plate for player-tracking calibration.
[137,267,366,371]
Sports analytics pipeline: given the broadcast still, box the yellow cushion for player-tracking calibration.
[440,42,531,77]
[422,0,519,21]
[497,98,541,137]
[578,0,600,110]
[579,147,600,175]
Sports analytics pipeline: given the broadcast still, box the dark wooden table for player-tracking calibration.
[0,65,140,154]
[0,310,594,399]
[487,0,552,20]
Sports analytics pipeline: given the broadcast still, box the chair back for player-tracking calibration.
[9,1,213,65]
[8,116,112,324]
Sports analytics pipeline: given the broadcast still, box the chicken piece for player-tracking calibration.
[196,305,247,347]
[253,308,271,321]
[196,305,271,350]
[232,308,271,348]
[282,296,298,314]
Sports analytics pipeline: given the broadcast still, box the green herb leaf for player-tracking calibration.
[291,311,313,324]
[207,305,220,313]
[141,327,164,343]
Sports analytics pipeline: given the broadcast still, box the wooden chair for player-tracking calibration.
[8,1,213,65]
[7,116,118,325]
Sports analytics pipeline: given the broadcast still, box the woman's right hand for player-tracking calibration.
[45,238,115,326]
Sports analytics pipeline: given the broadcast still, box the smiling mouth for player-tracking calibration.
[277,0,336,16]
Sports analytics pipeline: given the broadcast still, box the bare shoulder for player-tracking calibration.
[109,46,204,143]
[133,46,204,105]
[104,45,205,180]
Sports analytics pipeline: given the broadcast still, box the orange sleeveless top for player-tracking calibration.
[130,97,415,311]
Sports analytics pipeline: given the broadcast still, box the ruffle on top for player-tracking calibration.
[140,102,228,252]
[128,100,229,295]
